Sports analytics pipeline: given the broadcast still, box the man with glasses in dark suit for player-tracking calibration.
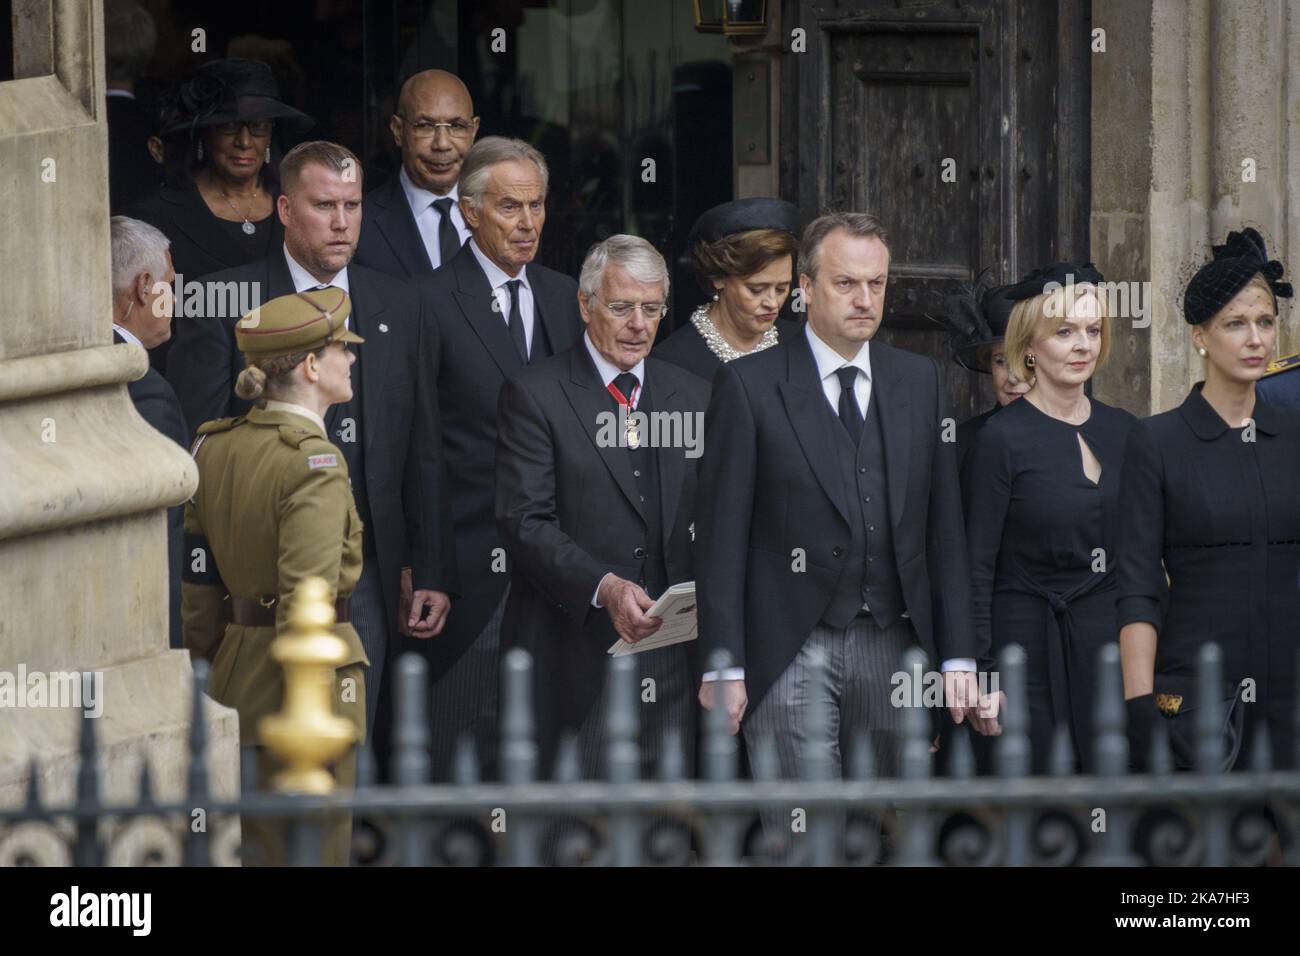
[355,70,479,280]
[409,136,584,781]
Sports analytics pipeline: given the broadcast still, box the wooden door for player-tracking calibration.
[781,0,1092,422]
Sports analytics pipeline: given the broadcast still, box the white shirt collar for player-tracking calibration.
[264,400,327,435]
[805,322,871,383]
[583,331,646,389]
[106,88,135,100]
[399,166,459,214]
[112,323,143,348]
[283,245,350,294]
[468,237,528,290]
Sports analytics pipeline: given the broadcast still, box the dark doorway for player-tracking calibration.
[780,0,1092,422]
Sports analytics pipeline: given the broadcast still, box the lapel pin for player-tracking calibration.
[378,323,389,333]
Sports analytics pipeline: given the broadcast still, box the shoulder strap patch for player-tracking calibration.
[1262,351,1300,378]
[306,452,339,469]
[196,416,242,436]
[278,424,319,448]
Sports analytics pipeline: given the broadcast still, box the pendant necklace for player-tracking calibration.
[219,184,260,235]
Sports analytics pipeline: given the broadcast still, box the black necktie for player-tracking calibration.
[613,371,639,408]
[835,366,864,438]
[431,197,461,266]
[505,279,529,363]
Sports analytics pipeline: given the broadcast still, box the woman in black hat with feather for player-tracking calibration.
[653,198,801,382]
[1117,228,1300,773]
[130,59,313,370]
[964,263,1137,773]
[937,277,1032,493]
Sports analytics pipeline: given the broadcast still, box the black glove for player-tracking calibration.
[1125,694,1161,771]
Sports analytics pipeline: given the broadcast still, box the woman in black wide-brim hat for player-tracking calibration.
[936,276,1032,494]
[129,59,314,370]
[964,262,1138,774]
[652,198,802,382]
[1117,227,1300,775]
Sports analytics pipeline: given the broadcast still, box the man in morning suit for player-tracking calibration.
[694,213,987,815]
[496,235,708,779]
[111,216,186,648]
[166,141,454,740]
[409,136,584,781]
[354,70,479,280]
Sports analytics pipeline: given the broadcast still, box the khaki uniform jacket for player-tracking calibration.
[182,405,367,744]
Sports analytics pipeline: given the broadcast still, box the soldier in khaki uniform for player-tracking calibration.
[181,287,367,866]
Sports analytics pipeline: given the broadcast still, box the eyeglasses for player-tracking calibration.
[402,118,475,141]
[213,120,273,137]
[593,296,667,320]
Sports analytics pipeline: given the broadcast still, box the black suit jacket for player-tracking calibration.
[115,328,189,647]
[495,344,709,771]
[694,328,976,714]
[164,250,454,630]
[107,96,160,215]
[407,244,584,680]
[354,174,441,280]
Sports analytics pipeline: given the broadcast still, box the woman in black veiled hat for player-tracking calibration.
[964,262,1138,773]
[652,198,801,381]
[129,59,313,370]
[1117,227,1300,776]
[936,277,1032,492]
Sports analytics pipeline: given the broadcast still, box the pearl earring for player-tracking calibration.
[1198,347,1207,356]
[265,146,271,163]
[712,292,719,302]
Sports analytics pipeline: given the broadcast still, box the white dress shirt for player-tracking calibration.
[264,399,326,436]
[112,323,142,348]
[283,246,352,329]
[399,166,471,271]
[469,238,536,354]
[586,332,647,609]
[702,325,975,682]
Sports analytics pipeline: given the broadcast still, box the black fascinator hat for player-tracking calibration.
[1183,227,1292,325]
[937,271,1017,373]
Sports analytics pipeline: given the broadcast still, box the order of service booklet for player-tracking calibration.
[606,581,697,657]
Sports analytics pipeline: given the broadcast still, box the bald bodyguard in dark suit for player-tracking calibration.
[408,136,583,780]
[695,214,988,807]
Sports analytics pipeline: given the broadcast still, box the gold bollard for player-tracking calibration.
[259,577,357,794]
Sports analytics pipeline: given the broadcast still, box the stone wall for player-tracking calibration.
[0,1,238,834]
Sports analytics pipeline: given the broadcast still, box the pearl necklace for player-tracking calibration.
[691,304,779,363]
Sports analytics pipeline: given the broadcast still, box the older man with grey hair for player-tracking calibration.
[495,234,710,784]
[407,135,584,782]
[111,215,187,647]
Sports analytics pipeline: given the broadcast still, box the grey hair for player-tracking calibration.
[104,0,157,84]
[110,216,171,296]
[798,212,890,281]
[459,136,549,211]
[579,235,670,300]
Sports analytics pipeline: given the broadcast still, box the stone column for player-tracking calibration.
[1092,0,1298,417]
[0,0,238,856]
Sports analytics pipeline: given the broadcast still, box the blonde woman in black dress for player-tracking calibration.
[1118,228,1300,772]
[965,263,1137,772]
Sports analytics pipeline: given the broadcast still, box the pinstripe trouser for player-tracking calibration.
[573,642,696,780]
[544,642,696,863]
[350,559,388,744]
[742,613,921,855]
[426,588,506,782]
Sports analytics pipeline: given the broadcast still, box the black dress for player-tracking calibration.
[128,184,282,373]
[966,396,1137,771]
[956,403,1000,503]
[1116,383,1300,770]
[652,314,801,384]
